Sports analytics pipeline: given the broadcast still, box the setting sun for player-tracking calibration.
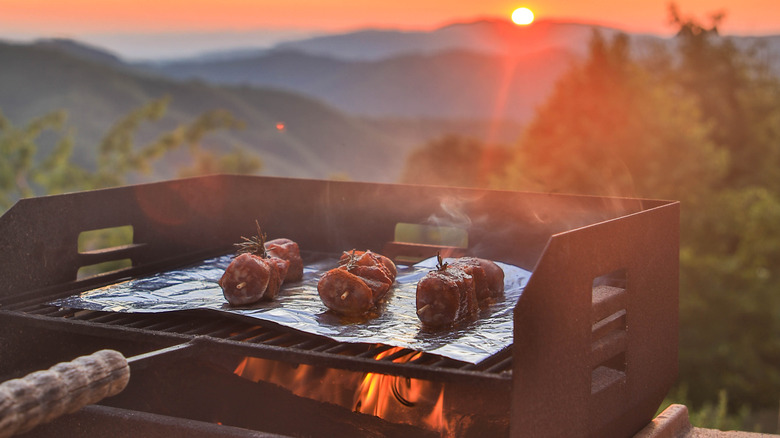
[511,7,534,25]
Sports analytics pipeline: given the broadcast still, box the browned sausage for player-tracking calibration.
[221,222,301,305]
[416,268,478,327]
[317,268,375,316]
[449,257,505,303]
[339,250,397,279]
[265,238,304,282]
[318,250,397,316]
[416,256,504,327]
[219,253,290,305]
[262,256,290,300]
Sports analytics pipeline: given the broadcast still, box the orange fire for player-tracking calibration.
[424,390,447,432]
[233,346,455,435]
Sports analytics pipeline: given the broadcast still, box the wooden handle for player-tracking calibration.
[0,349,129,438]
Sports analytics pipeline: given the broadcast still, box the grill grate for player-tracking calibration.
[1,294,514,382]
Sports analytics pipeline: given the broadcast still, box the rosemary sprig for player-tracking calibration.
[435,251,448,271]
[340,249,358,270]
[235,220,268,258]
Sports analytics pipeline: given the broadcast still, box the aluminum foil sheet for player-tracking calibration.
[51,253,529,364]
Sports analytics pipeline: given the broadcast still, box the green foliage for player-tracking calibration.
[174,109,258,177]
[667,7,780,412]
[660,386,757,431]
[668,5,780,190]
[177,146,262,178]
[680,187,780,408]
[400,135,512,187]
[0,108,77,210]
[499,30,725,205]
[90,99,255,188]
[0,97,261,212]
[95,97,169,185]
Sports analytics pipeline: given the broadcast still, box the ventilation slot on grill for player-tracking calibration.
[382,223,468,264]
[76,225,144,279]
[591,269,627,395]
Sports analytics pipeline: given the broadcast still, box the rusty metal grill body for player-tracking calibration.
[0,175,679,437]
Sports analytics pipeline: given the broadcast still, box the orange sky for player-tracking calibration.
[2,0,780,36]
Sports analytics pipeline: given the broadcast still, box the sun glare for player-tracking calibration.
[511,7,534,25]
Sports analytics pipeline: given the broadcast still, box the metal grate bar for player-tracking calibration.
[261,332,298,346]
[83,312,132,324]
[288,338,329,350]
[427,356,465,369]
[483,357,513,374]
[27,306,74,317]
[101,313,153,327]
[155,320,202,333]
[124,315,188,330]
[315,342,354,354]
[357,344,394,359]
[243,331,279,344]
[407,354,438,366]
[181,320,230,335]
[462,347,512,372]
[227,326,266,341]
[201,322,249,338]
[8,302,55,313]
[383,348,418,362]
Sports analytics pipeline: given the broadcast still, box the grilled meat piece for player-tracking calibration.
[219,253,290,306]
[318,250,397,316]
[265,238,304,282]
[416,257,504,327]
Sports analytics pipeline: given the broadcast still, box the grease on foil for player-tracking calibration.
[50,254,529,364]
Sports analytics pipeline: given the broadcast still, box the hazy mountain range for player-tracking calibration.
[2,19,779,183]
[199,19,626,61]
[141,20,637,120]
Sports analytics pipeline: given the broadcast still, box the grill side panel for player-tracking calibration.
[511,202,679,438]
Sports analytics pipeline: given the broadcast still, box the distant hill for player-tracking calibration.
[271,19,626,61]
[183,19,633,62]
[139,19,680,121]
[144,45,578,121]
[195,18,779,65]
[32,38,125,66]
[0,41,411,183]
[145,18,780,121]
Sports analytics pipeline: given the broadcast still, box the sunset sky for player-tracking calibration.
[3,0,779,35]
[2,0,779,59]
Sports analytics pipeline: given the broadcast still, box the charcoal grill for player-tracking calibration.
[0,175,679,437]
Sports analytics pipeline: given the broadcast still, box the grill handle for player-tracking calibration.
[0,350,129,438]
